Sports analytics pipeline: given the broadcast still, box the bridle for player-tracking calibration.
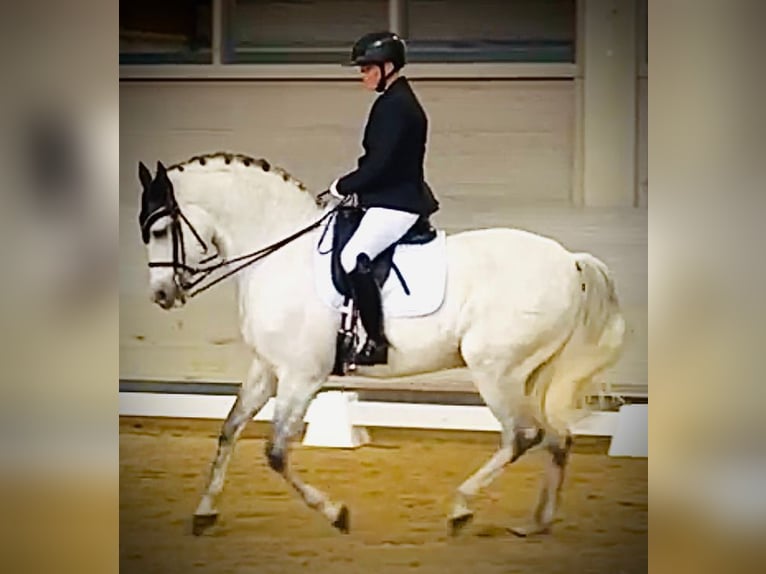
[142,189,347,300]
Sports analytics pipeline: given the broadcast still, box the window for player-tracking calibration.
[120,0,213,64]
[228,0,388,64]
[119,0,576,67]
[405,0,575,63]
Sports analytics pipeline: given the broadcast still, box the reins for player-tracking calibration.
[146,190,348,299]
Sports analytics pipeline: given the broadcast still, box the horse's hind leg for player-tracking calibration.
[448,358,544,535]
[510,433,572,537]
[448,424,545,535]
[192,358,275,535]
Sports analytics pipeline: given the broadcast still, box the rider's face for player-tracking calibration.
[360,64,380,91]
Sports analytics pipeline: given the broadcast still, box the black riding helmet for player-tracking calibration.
[344,31,406,93]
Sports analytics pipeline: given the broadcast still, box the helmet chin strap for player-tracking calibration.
[375,63,397,93]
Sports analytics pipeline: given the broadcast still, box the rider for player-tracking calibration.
[329,31,439,366]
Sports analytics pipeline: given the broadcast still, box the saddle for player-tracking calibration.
[330,206,437,299]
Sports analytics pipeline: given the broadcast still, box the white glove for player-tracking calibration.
[329,178,345,200]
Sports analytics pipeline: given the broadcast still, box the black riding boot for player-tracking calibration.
[348,255,388,366]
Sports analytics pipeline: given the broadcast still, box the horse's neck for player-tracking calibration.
[176,169,322,260]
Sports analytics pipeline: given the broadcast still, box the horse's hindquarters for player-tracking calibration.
[362,228,585,379]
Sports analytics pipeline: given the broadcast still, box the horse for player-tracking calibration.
[135,152,625,537]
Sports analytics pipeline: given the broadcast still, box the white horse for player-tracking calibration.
[136,153,625,537]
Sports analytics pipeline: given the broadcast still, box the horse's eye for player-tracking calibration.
[152,227,168,239]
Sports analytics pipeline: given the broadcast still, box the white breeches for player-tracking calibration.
[341,207,420,273]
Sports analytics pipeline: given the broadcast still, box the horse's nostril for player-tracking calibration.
[156,289,167,302]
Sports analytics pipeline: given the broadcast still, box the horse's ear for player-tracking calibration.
[138,161,152,189]
[156,160,167,179]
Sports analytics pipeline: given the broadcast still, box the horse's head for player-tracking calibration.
[138,160,218,310]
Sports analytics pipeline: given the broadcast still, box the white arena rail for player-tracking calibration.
[119,388,647,457]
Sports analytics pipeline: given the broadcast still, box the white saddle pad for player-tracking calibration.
[314,214,447,318]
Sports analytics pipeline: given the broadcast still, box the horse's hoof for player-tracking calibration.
[332,505,350,534]
[448,511,474,536]
[508,523,551,538]
[192,513,218,536]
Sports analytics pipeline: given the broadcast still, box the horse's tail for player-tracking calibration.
[573,253,625,354]
[531,252,626,436]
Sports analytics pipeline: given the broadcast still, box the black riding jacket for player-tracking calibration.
[336,76,439,217]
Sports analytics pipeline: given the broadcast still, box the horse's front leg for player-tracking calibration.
[192,357,276,535]
[266,375,350,533]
